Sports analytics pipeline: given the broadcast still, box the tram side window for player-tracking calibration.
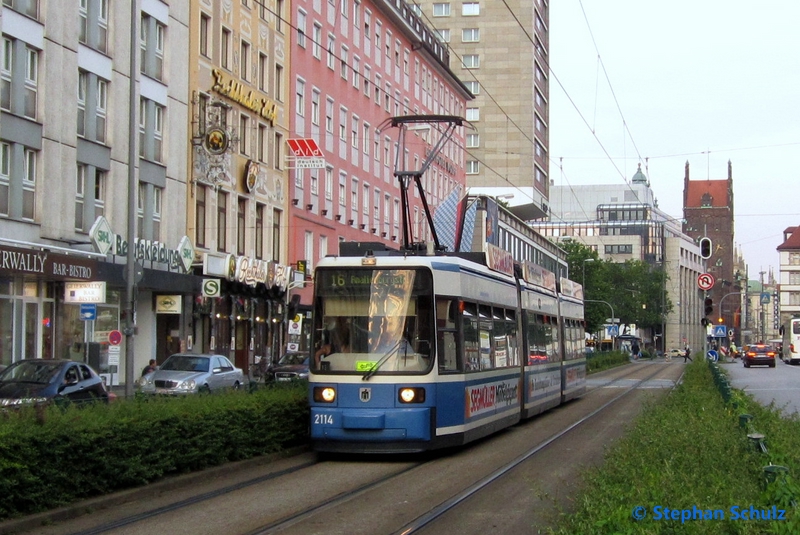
[548,316,560,361]
[492,307,517,368]
[463,303,481,371]
[479,304,493,370]
[436,297,461,372]
[527,314,547,364]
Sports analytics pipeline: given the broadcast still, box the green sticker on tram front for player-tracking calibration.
[355,361,377,372]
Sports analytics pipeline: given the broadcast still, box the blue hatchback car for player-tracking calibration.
[0,359,110,408]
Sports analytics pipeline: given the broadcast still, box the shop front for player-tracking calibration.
[199,253,293,373]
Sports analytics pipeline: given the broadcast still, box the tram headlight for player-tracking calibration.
[314,386,336,403]
[398,387,425,404]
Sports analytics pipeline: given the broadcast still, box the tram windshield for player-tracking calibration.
[312,267,434,375]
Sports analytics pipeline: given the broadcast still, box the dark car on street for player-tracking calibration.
[0,359,110,408]
[743,344,777,368]
[271,352,310,382]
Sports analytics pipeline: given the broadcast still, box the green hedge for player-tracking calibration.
[587,351,631,373]
[0,382,308,520]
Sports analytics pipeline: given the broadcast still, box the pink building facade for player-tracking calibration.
[288,0,472,316]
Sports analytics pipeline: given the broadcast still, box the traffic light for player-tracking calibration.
[718,317,724,324]
[704,297,713,316]
[699,237,712,259]
[701,318,710,327]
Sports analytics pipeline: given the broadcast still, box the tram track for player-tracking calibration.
[10,361,680,535]
[248,361,678,535]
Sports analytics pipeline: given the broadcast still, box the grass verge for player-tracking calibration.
[548,359,797,535]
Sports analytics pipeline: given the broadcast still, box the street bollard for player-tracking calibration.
[739,414,753,429]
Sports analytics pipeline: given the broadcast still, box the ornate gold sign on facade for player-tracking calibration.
[211,69,278,125]
[245,160,259,192]
[205,127,229,155]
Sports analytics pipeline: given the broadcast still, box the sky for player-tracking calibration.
[548,1,800,278]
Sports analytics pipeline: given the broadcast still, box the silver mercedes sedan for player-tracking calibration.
[139,353,244,395]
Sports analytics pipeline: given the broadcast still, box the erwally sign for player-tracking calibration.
[0,244,96,281]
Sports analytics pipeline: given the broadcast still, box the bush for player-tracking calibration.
[587,351,630,373]
[0,382,308,520]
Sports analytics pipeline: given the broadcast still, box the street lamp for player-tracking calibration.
[582,258,595,293]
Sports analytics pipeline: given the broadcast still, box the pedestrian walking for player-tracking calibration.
[683,346,693,363]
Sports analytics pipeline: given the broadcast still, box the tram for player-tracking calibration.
[308,244,585,453]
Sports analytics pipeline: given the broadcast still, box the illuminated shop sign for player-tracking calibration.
[64,281,107,303]
[203,253,293,292]
[211,69,278,125]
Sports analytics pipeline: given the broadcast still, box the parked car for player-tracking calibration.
[668,348,683,359]
[271,352,310,382]
[742,344,776,368]
[0,359,110,408]
[138,353,244,395]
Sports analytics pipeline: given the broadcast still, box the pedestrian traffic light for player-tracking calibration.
[704,297,713,316]
[699,237,712,259]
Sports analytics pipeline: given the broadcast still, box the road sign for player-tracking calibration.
[697,273,715,291]
[712,325,727,337]
[760,292,771,305]
[607,325,619,337]
[108,330,122,346]
[80,303,97,321]
[706,350,718,362]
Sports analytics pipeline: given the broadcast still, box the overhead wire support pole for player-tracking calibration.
[378,115,472,252]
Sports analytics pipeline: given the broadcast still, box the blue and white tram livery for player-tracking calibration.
[309,247,585,453]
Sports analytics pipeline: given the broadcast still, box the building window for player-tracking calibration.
[604,244,633,255]
[237,197,246,255]
[326,34,335,70]
[340,45,349,80]
[217,189,228,252]
[137,183,162,240]
[15,147,35,220]
[466,107,479,121]
[255,203,264,259]
[466,133,479,148]
[362,184,369,215]
[139,98,165,163]
[274,64,284,101]
[0,143,8,216]
[325,167,333,201]
[433,3,450,16]
[311,89,320,125]
[240,40,250,80]
[272,209,282,261]
[196,184,206,247]
[462,2,479,15]
[297,9,307,48]
[466,160,479,174]
[221,27,231,70]
[239,114,250,155]
[2,39,38,119]
[79,0,108,53]
[77,71,107,143]
[462,55,479,69]
[310,170,319,195]
[200,12,211,57]
[75,164,105,232]
[312,23,322,59]
[274,132,283,169]
[464,81,479,95]
[295,78,305,116]
[258,123,268,164]
[325,97,334,133]
[140,15,165,82]
[258,53,269,92]
[339,171,346,207]
[462,28,480,42]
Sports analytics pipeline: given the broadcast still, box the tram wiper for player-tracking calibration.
[362,340,401,381]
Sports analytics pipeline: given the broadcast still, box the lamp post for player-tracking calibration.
[582,258,595,293]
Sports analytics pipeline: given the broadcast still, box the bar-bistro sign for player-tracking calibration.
[0,244,96,281]
[89,216,195,273]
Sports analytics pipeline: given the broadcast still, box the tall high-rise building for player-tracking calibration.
[413,0,550,219]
